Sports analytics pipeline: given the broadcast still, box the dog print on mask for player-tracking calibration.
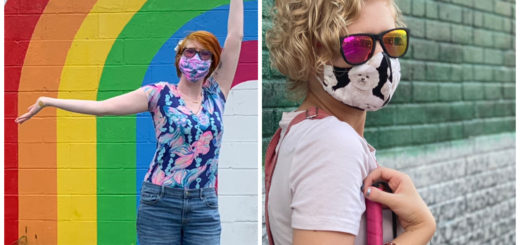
[350,63,386,110]
[321,52,401,111]
[323,53,394,110]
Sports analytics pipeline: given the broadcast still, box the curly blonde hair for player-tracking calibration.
[266,0,404,100]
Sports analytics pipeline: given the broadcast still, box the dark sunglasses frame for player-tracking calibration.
[339,27,410,65]
[182,48,213,60]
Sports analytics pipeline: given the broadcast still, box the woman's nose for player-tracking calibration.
[374,41,384,55]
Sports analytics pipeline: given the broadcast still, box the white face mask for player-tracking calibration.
[321,52,401,111]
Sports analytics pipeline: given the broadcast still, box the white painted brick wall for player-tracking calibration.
[219,80,258,245]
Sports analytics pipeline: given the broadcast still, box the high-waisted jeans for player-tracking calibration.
[137,181,221,245]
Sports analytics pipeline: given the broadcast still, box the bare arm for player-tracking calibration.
[293,229,355,245]
[15,87,149,124]
[210,0,243,98]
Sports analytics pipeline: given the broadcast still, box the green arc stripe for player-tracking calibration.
[96,1,229,244]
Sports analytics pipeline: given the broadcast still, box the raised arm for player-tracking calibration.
[15,87,149,124]
[210,0,244,98]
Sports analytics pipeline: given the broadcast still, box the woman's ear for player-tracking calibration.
[314,41,325,62]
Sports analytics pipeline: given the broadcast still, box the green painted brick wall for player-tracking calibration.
[262,0,515,153]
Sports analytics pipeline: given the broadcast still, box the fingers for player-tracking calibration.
[363,167,410,193]
[16,103,43,124]
[14,117,24,124]
[15,115,27,124]
[364,186,398,209]
[363,167,435,236]
[363,167,395,190]
[17,100,46,125]
[362,167,381,191]
[15,112,32,124]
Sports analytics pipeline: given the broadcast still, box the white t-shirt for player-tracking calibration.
[268,111,397,245]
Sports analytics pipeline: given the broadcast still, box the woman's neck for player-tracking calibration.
[178,77,203,98]
[298,78,367,137]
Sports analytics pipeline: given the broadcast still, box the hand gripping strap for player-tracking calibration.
[367,182,398,245]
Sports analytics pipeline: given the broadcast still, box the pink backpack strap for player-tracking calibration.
[264,107,330,245]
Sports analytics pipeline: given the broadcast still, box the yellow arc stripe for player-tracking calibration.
[57,0,146,244]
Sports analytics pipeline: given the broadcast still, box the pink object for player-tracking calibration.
[366,186,384,245]
[178,55,211,82]
[231,41,258,88]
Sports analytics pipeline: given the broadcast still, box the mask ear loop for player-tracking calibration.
[316,64,329,87]
[384,54,393,84]
[380,53,395,106]
[371,181,398,239]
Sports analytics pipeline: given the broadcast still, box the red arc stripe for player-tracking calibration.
[4,0,50,243]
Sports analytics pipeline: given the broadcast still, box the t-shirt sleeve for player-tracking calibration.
[141,82,166,112]
[289,121,369,236]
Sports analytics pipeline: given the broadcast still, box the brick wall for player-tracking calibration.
[262,0,516,244]
[219,81,259,245]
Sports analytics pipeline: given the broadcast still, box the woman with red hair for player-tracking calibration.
[15,0,244,244]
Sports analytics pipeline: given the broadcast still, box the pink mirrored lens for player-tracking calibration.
[342,35,373,64]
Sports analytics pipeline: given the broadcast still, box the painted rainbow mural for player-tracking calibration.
[5,0,258,244]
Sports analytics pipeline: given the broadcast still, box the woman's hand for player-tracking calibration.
[362,167,436,245]
[15,96,50,124]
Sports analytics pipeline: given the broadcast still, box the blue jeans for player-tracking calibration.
[137,181,221,245]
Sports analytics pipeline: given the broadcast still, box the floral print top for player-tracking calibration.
[142,77,225,189]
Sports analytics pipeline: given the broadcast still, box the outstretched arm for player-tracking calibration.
[15,87,149,124]
[210,0,243,98]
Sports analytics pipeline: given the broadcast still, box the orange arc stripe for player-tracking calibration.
[17,0,98,244]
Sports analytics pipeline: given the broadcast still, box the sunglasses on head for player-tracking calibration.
[339,28,409,65]
[182,48,213,60]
